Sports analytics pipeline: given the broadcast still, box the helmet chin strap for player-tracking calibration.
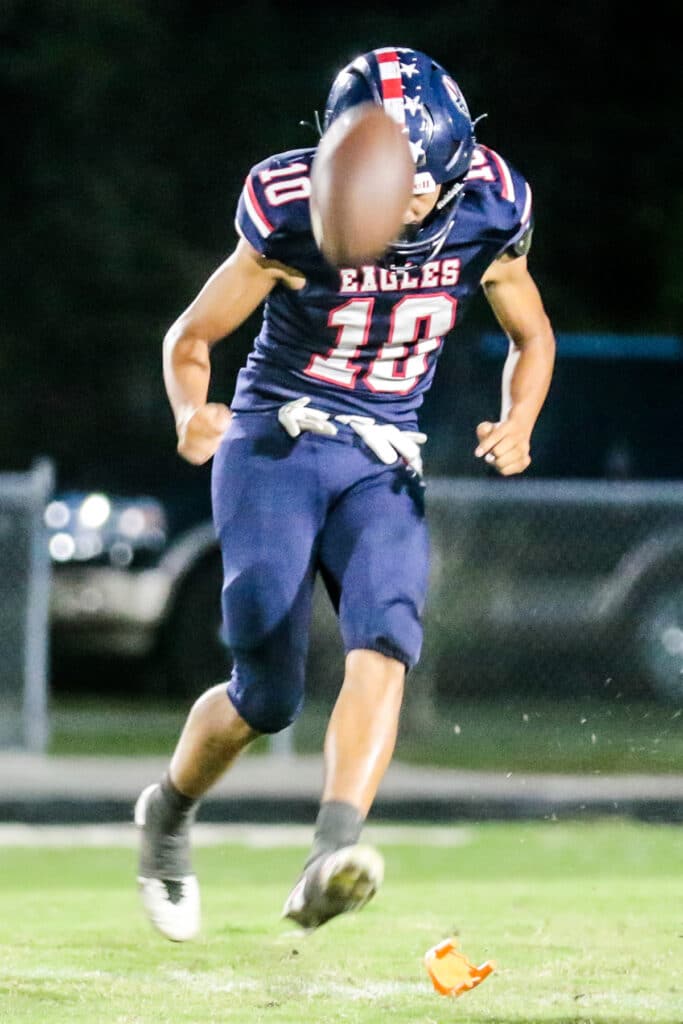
[382,219,451,271]
[383,180,467,269]
[436,179,465,211]
[395,223,420,245]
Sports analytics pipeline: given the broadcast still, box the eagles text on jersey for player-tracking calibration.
[232,143,533,426]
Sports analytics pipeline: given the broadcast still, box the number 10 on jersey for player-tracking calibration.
[305,293,457,394]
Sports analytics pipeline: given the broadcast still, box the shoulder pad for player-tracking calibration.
[508,219,534,258]
[466,144,533,256]
[235,149,314,254]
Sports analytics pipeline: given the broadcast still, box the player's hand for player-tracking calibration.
[474,418,532,476]
[176,403,232,465]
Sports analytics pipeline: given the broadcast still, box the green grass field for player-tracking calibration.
[1,820,682,1023]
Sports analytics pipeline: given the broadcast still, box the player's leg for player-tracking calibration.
[283,464,428,929]
[321,648,405,815]
[137,415,323,940]
[282,648,404,930]
[135,687,256,942]
[168,683,257,799]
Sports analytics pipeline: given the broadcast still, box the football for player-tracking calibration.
[310,102,414,268]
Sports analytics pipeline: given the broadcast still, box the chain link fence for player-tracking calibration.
[306,477,683,713]
[48,473,683,717]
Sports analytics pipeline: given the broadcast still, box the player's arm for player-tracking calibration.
[476,252,556,475]
[163,238,280,465]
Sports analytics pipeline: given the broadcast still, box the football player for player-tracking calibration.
[136,46,556,940]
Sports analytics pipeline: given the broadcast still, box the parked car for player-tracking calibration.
[46,479,683,704]
[46,489,228,695]
[424,478,683,705]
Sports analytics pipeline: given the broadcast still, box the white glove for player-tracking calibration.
[387,426,428,477]
[278,397,338,438]
[336,416,427,476]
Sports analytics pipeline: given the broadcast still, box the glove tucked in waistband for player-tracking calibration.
[277,397,427,477]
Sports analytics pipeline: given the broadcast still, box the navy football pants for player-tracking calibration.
[210,411,429,733]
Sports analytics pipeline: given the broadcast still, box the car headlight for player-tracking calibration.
[45,491,168,566]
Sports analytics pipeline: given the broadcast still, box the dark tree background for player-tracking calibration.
[2,1,681,531]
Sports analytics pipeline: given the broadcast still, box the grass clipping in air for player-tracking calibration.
[0,820,681,1022]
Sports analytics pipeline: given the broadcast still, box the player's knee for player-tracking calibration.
[234,683,303,735]
[226,648,305,734]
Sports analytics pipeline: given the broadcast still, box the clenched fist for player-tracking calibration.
[176,403,232,465]
[474,419,532,476]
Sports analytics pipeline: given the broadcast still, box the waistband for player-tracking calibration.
[275,397,427,476]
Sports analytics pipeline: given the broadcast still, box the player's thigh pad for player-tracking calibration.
[319,467,429,669]
[211,416,325,733]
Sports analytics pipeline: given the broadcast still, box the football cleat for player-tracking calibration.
[134,783,200,942]
[282,843,384,931]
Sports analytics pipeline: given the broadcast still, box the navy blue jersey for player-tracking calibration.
[232,143,532,425]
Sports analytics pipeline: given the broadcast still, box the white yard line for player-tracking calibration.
[0,822,474,848]
[303,979,430,1001]
[164,969,429,1001]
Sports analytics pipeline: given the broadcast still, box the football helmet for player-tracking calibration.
[322,46,477,262]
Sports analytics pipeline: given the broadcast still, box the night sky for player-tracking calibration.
[2,1,680,529]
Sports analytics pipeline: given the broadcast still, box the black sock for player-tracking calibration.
[138,773,198,877]
[305,800,364,868]
[155,772,198,832]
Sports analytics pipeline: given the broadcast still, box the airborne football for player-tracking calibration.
[310,101,414,268]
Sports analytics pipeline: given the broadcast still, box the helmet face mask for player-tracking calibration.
[322,46,477,264]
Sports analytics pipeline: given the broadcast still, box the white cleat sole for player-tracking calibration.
[282,843,384,930]
[136,874,200,942]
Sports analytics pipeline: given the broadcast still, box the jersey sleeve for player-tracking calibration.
[234,150,314,256]
[467,144,534,259]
